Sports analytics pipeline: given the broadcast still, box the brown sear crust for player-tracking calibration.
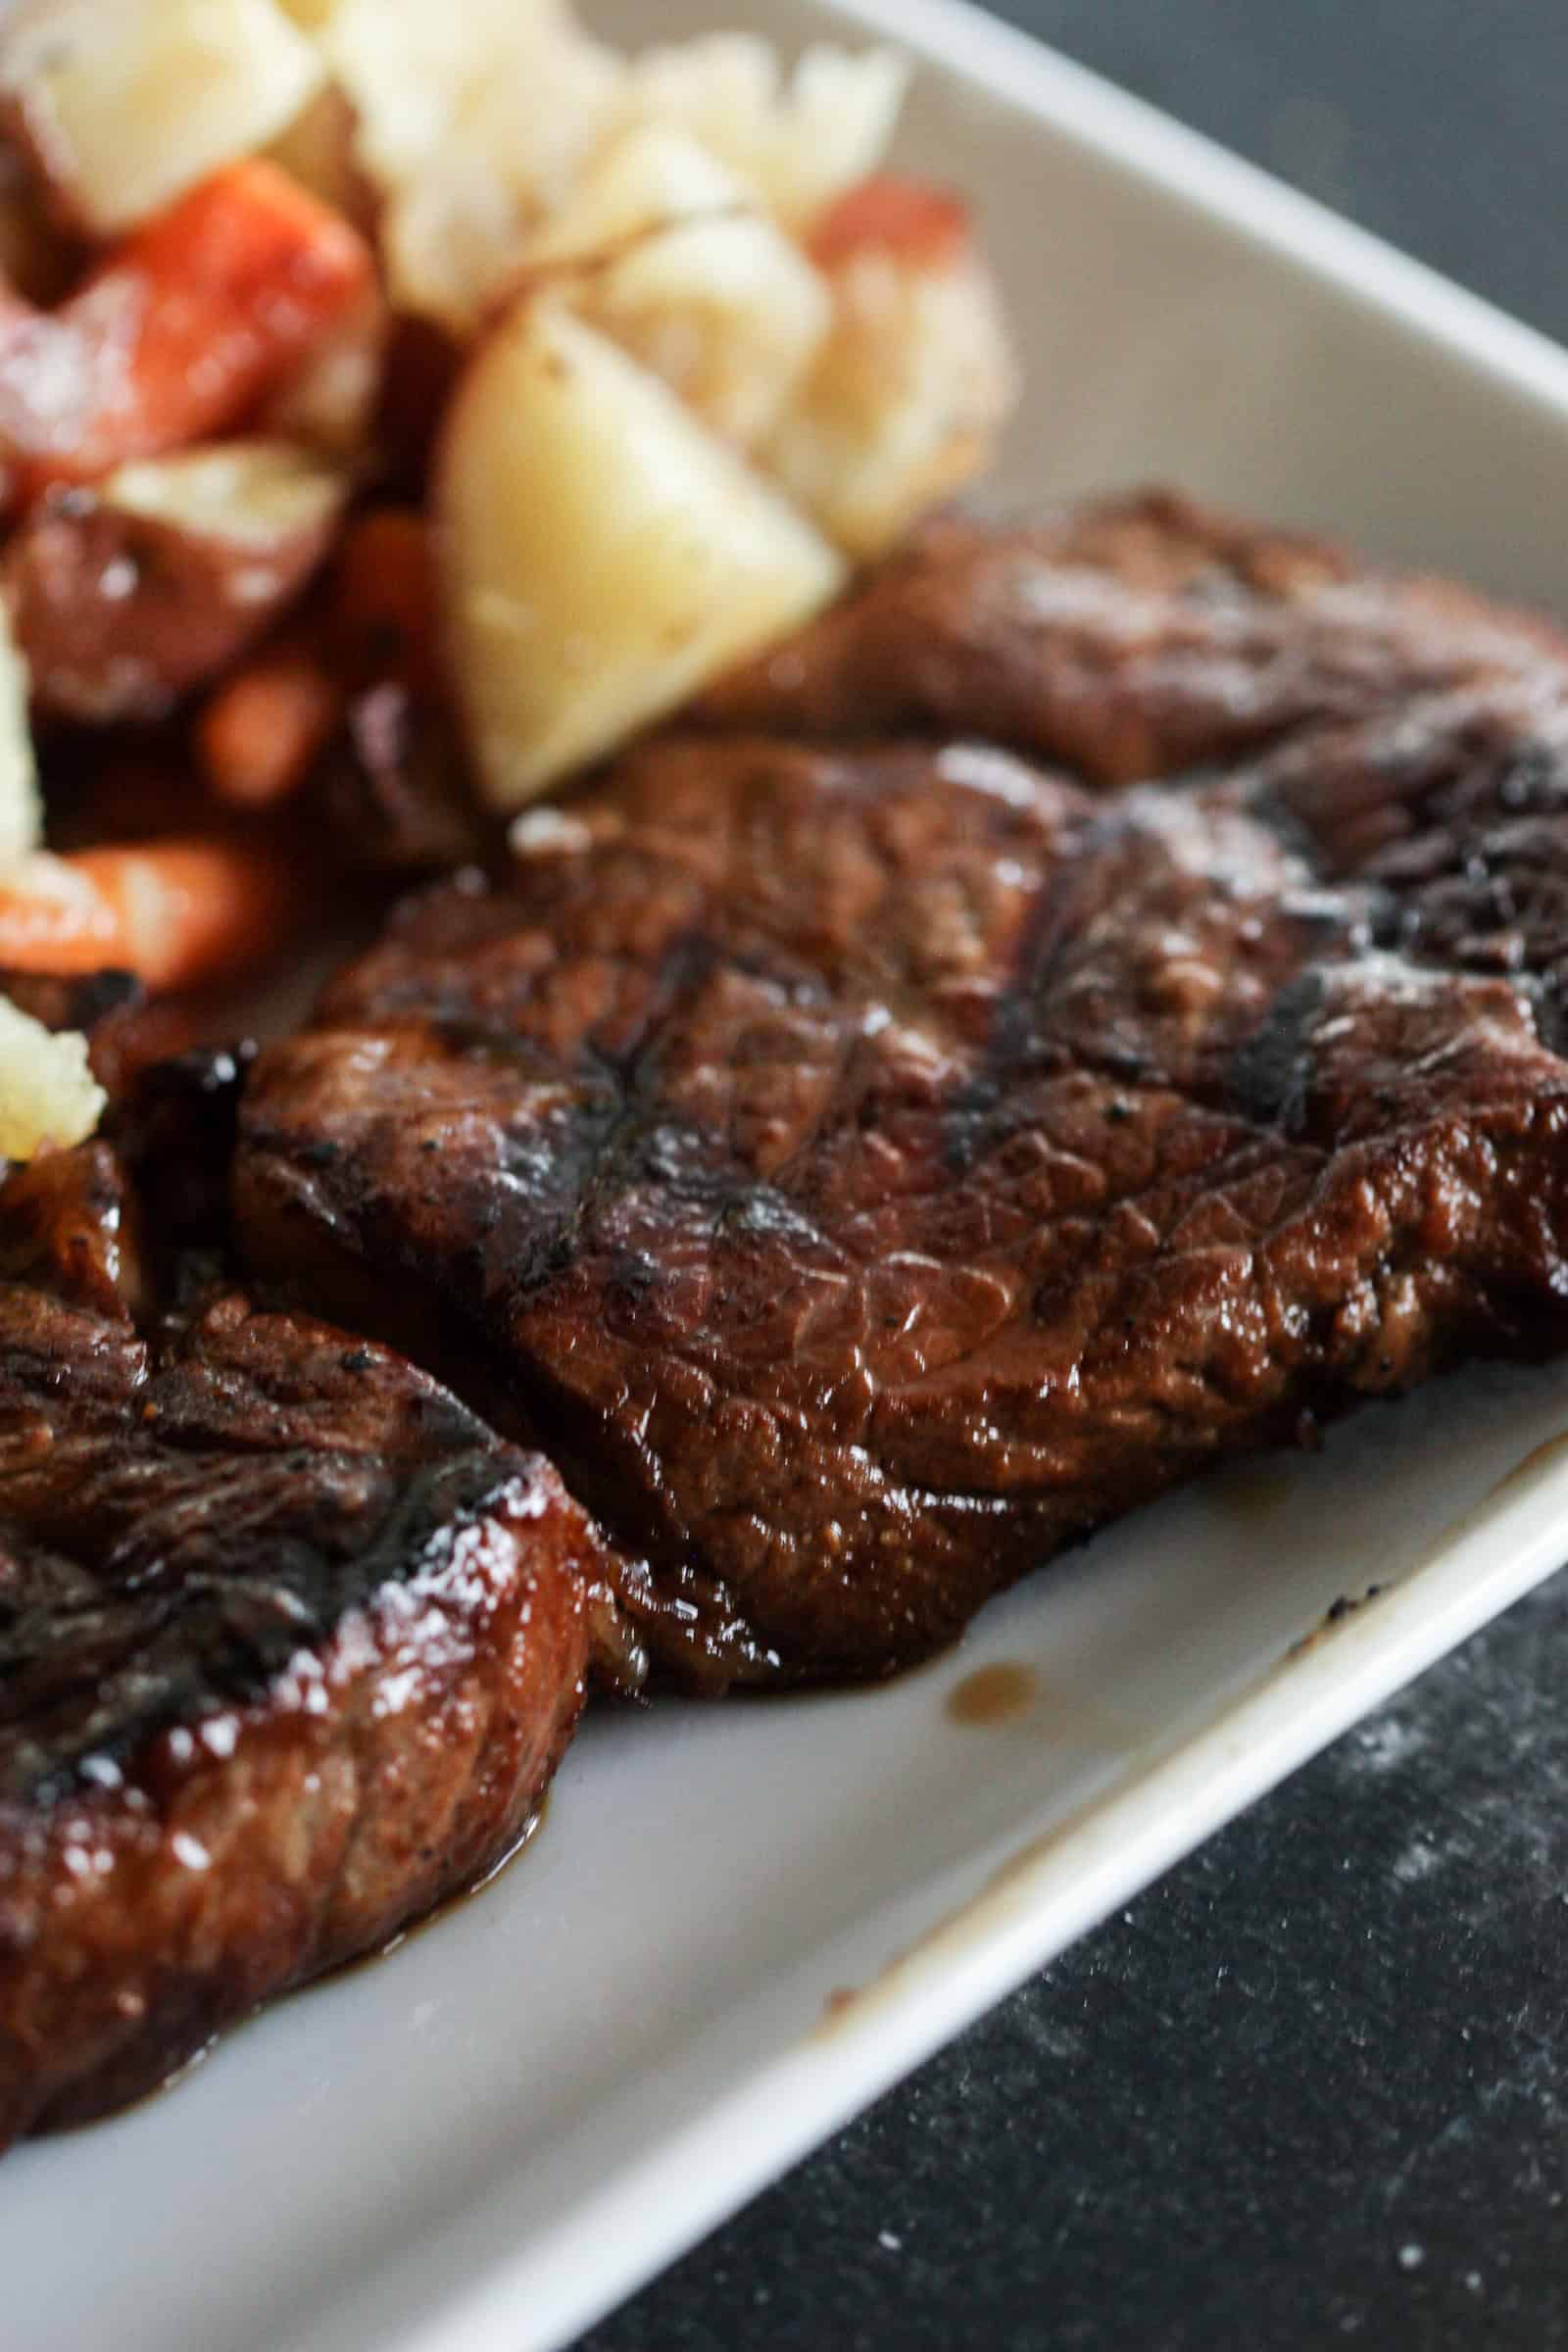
[236,495,1568,1690]
[13,489,1568,2136]
[697,490,1568,782]
[0,1145,603,2148]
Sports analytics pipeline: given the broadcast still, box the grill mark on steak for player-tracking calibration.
[1227,971,1329,1135]
[234,570,1568,1690]
[0,1141,614,2147]
[30,487,1568,2145]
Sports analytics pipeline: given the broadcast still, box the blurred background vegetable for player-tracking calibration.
[0,0,1018,1154]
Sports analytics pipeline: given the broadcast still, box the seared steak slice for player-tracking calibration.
[0,1144,602,2146]
[238,742,1089,1687]
[235,652,1568,1690]
[699,492,1568,783]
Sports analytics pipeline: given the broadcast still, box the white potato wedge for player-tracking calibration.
[523,122,831,448]
[767,218,1018,560]
[0,0,324,236]
[0,602,41,864]
[0,993,104,1159]
[621,36,909,232]
[437,301,845,807]
[324,0,623,328]
[9,439,349,721]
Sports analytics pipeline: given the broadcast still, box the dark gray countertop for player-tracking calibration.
[581,8,1568,2344]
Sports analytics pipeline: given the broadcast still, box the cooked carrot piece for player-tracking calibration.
[0,161,373,502]
[332,509,439,690]
[808,174,972,272]
[199,650,343,808]
[0,840,296,990]
[0,858,121,975]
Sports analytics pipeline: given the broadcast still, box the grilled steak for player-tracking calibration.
[700,492,1568,782]
[12,490,1568,2138]
[0,1140,606,2147]
[233,497,1568,1689]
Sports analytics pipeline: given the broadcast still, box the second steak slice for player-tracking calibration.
[236,636,1568,1688]
[0,1143,603,2145]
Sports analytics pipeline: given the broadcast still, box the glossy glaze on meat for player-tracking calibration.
[14,490,1568,2152]
[0,1143,604,2145]
[234,500,1568,1689]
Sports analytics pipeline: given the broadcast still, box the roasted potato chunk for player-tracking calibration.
[0,0,324,235]
[436,299,845,808]
[0,990,104,1157]
[766,178,1019,560]
[522,122,831,451]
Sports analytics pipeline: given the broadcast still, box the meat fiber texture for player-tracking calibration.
[10,485,1568,2148]
[0,1140,605,2146]
[235,492,1568,1690]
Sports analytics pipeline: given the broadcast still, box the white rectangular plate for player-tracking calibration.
[16,6,1568,2348]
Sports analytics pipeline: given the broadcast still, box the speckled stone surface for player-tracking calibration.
[579,7,1568,2344]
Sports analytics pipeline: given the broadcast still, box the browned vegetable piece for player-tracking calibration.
[318,680,487,872]
[308,510,483,869]
[331,508,439,690]
[7,441,348,721]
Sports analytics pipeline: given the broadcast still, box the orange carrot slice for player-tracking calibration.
[0,162,373,502]
[199,650,343,809]
[0,840,297,990]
